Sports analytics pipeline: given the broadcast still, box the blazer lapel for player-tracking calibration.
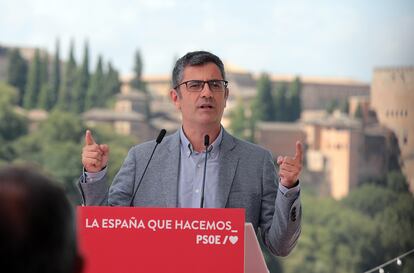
[161,130,181,207]
[217,129,239,208]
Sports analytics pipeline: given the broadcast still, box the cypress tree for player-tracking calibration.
[132,49,145,91]
[85,55,104,109]
[23,49,42,109]
[40,52,49,85]
[274,83,288,121]
[72,41,90,113]
[57,40,77,111]
[287,76,302,121]
[253,73,276,121]
[103,61,120,99]
[7,48,28,106]
[37,83,53,110]
[229,98,246,139]
[37,53,52,110]
[51,39,61,108]
[354,104,363,119]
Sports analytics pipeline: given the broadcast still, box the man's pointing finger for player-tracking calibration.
[294,141,303,163]
[85,130,96,146]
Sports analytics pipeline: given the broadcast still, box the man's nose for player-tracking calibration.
[200,82,213,97]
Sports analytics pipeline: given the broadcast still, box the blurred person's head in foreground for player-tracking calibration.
[0,165,83,273]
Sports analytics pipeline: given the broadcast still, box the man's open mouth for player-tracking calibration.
[199,105,214,109]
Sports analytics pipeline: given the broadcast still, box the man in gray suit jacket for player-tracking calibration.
[79,51,302,257]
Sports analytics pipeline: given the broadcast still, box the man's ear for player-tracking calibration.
[224,87,229,99]
[170,89,181,109]
[224,87,229,107]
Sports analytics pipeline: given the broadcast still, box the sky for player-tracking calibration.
[1,0,413,82]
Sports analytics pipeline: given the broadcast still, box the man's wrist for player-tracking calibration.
[83,166,107,183]
[279,179,300,197]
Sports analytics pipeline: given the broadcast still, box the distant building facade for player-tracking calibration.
[82,79,158,142]
[371,67,414,191]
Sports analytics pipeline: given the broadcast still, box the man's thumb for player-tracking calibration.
[85,130,96,145]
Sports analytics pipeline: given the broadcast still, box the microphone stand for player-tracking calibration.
[129,129,166,206]
[200,135,210,208]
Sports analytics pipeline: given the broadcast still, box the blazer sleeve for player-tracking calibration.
[77,172,109,206]
[259,150,302,257]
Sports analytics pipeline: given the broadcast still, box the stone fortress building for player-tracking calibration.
[371,67,414,192]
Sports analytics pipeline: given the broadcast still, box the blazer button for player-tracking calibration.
[291,207,297,222]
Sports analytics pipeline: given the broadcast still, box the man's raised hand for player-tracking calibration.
[276,141,303,188]
[82,130,109,173]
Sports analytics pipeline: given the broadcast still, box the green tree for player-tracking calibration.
[37,83,53,110]
[23,48,42,109]
[131,49,145,91]
[51,39,61,108]
[85,55,104,109]
[0,83,28,161]
[374,194,414,273]
[38,110,85,142]
[40,52,49,85]
[0,83,28,142]
[11,111,135,203]
[57,41,77,111]
[354,104,363,119]
[0,81,19,105]
[229,98,247,139]
[282,192,379,273]
[343,184,399,217]
[72,41,90,113]
[340,99,349,114]
[7,48,28,106]
[386,170,409,192]
[326,99,339,114]
[104,61,120,99]
[274,83,288,121]
[286,77,302,121]
[253,73,276,121]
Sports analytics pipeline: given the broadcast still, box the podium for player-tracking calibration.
[77,206,269,273]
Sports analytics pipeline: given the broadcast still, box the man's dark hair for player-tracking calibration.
[0,165,82,273]
[172,51,226,88]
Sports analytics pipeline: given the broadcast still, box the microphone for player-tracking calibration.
[129,129,167,206]
[200,135,210,208]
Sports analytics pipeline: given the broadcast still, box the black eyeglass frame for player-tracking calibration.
[174,80,229,92]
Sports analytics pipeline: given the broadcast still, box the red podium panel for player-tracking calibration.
[77,206,245,273]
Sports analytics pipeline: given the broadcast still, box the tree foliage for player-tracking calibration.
[253,73,276,121]
[281,178,414,273]
[0,83,28,161]
[229,98,247,139]
[131,49,145,91]
[286,77,302,121]
[7,111,135,203]
[57,41,77,111]
[7,48,28,105]
[72,41,90,113]
[23,49,42,109]
[85,55,104,109]
[274,83,288,121]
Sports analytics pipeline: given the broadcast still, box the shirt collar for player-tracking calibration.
[179,127,223,158]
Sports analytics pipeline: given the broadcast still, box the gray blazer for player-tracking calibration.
[79,129,301,256]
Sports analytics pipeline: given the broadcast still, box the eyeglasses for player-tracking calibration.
[174,80,228,92]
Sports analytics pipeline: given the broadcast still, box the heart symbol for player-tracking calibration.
[229,236,238,245]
